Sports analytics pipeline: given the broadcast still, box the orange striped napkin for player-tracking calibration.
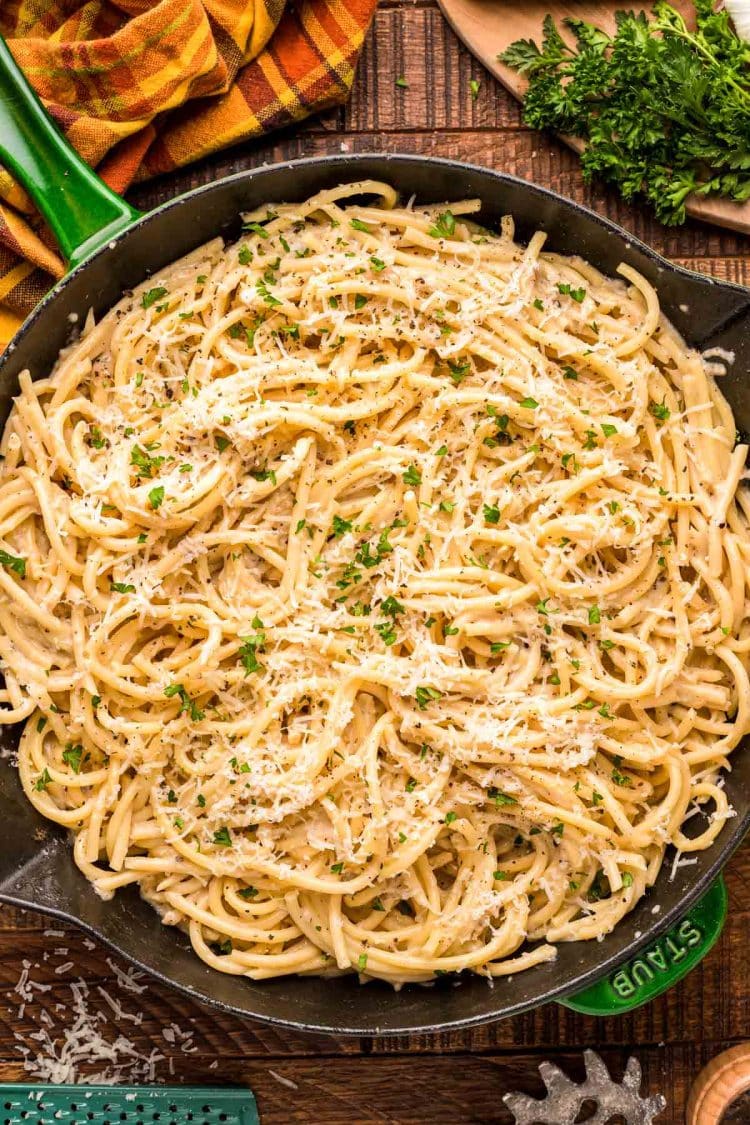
[0,0,377,343]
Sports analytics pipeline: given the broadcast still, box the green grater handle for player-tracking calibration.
[0,1084,259,1125]
[0,34,140,270]
[560,876,727,1016]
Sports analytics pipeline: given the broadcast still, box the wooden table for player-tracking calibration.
[2,2,750,1121]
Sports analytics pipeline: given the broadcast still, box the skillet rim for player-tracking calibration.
[1,152,749,1036]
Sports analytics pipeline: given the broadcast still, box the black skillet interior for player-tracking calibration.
[1,154,749,1036]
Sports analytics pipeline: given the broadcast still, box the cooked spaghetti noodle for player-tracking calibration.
[1,181,748,984]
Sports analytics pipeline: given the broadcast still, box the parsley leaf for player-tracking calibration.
[111,581,135,594]
[148,485,165,510]
[557,283,586,302]
[428,210,456,239]
[0,550,26,579]
[415,685,442,710]
[141,286,168,309]
[500,5,750,226]
[164,683,205,722]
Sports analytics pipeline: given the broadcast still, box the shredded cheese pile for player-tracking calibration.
[2,181,749,985]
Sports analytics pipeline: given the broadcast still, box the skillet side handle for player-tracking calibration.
[559,877,727,1016]
[0,35,141,270]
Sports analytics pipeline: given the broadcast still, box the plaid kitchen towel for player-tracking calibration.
[0,0,377,341]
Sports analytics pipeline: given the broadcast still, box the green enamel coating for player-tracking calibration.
[560,877,727,1016]
[0,1085,258,1124]
[0,35,141,270]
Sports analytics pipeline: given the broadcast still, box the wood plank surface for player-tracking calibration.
[2,2,750,1122]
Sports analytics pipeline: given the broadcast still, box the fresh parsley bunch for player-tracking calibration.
[500,0,750,224]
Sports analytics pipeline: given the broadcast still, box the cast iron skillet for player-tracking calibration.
[0,37,749,1036]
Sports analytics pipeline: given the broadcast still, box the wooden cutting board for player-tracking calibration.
[436,0,750,234]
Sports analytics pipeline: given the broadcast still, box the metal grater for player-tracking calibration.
[0,1085,258,1125]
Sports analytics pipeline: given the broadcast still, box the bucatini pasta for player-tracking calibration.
[1,181,748,984]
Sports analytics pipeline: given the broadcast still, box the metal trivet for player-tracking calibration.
[503,1049,666,1124]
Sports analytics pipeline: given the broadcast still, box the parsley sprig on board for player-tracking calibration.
[500,0,750,225]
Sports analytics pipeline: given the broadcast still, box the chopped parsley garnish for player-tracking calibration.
[62,743,84,774]
[330,862,344,874]
[415,685,443,710]
[428,210,456,239]
[0,550,26,579]
[357,953,368,971]
[488,788,518,806]
[601,423,618,437]
[239,616,266,675]
[354,294,369,310]
[111,581,136,594]
[243,221,269,238]
[141,286,168,309]
[332,515,352,538]
[444,811,457,825]
[622,872,634,888]
[213,827,232,847]
[238,245,253,265]
[483,503,500,524]
[256,279,281,307]
[402,464,422,487]
[87,425,106,449]
[395,76,409,89]
[130,444,165,479]
[196,794,206,808]
[649,400,671,422]
[251,467,277,486]
[519,396,539,410]
[470,77,481,99]
[588,605,601,624]
[380,596,404,617]
[350,218,372,233]
[148,485,165,510]
[34,769,52,792]
[562,365,579,381]
[557,283,586,302]
[215,435,231,453]
[374,621,398,646]
[447,359,470,384]
[238,886,258,900]
[370,256,386,272]
[351,528,393,573]
[164,683,205,721]
[490,641,510,653]
[435,444,448,456]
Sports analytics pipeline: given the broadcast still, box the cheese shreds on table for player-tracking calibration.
[0,181,748,985]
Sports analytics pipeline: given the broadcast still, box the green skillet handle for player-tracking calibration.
[559,877,727,1016]
[0,34,141,270]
